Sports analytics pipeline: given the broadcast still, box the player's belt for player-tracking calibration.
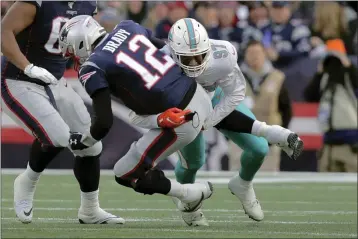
[9,78,59,111]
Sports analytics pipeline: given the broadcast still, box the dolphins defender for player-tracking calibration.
[129,18,303,226]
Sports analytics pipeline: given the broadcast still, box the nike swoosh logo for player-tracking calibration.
[24,207,33,216]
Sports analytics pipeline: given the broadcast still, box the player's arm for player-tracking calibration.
[204,64,246,129]
[129,108,192,129]
[1,1,36,70]
[79,63,113,141]
[1,1,57,84]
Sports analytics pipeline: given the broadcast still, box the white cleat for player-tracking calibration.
[177,182,214,213]
[78,208,125,224]
[181,210,209,227]
[279,132,304,160]
[266,125,304,160]
[228,175,264,221]
[172,197,209,227]
[14,173,36,224]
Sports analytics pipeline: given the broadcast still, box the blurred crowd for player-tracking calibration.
[1,1,357,171]
[89,1,358,67]
[1,1,357,66]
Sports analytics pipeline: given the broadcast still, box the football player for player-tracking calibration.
[129,18,304,226]
[59,16,215,213]
[1,1,123,224]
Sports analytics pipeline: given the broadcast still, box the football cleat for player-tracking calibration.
[14,173,36,224]
[78,208,125,224]
[172,197,209,227]
[279,133,304,160]
[178,182,213,212]
[228,175,264,221]
[181,209,209,227]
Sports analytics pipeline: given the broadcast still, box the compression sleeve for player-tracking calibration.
[90,88,113,140]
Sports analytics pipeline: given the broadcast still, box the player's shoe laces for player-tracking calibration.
[78,208,125,224]
[228,175,264,221]
[172,197,209,227]
[177,182,214,213]
[14,173,36,224]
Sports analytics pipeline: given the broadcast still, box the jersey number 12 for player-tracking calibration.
[116,35,175,90]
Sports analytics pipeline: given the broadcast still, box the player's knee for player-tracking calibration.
[186,156,205,171]
[113,143,141,178]
[72,141,103,157]
[250,139,269,159]
[51,131,70,148]
[132,168,171,195]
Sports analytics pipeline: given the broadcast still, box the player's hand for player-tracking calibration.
[157,108,192,128]
[69,132,97,150]
[24,64,58,85]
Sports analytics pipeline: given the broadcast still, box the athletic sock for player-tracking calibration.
[29,139,63,173]
[73,155,100,192]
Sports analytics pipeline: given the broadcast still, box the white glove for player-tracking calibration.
[24,64,58,85]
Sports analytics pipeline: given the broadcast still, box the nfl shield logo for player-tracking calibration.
[68,2,74,9]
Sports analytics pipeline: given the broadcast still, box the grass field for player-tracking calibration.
[1,171,357,238]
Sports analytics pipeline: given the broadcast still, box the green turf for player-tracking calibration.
[1,174,357,238]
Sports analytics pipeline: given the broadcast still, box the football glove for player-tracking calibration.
[69,132,97,151]
[24,64,58,85]
[157,108,192,128]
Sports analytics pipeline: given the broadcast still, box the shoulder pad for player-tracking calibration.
[292,25,311,41]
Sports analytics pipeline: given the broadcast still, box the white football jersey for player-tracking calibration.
[195,39,246,128]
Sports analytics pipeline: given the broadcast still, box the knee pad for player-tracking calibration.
[52,131,70,148]
[133,168,171,195]
[71,141,103,157]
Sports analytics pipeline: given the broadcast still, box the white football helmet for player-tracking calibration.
[168,18,211,77]
[59,15,106,66]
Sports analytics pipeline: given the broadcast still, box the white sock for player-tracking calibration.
[24,163,41,182]
[252,121,288,145]
[167,180,186,199]
[167,180,202,203]
[230,175,255,202]
[251,121,269,138]
[80,190,100,212]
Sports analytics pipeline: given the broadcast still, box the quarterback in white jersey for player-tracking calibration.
[129,18,303,226]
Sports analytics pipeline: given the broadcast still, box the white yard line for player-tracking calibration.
[2,207,357,214]
[1,217,355,225]
[1,224,356,237]
[2,169,357,183]
[2,198,357,205]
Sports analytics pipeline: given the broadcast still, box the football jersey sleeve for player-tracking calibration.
[79,62,108,97]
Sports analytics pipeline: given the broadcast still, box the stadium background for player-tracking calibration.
[1,1,357,172]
